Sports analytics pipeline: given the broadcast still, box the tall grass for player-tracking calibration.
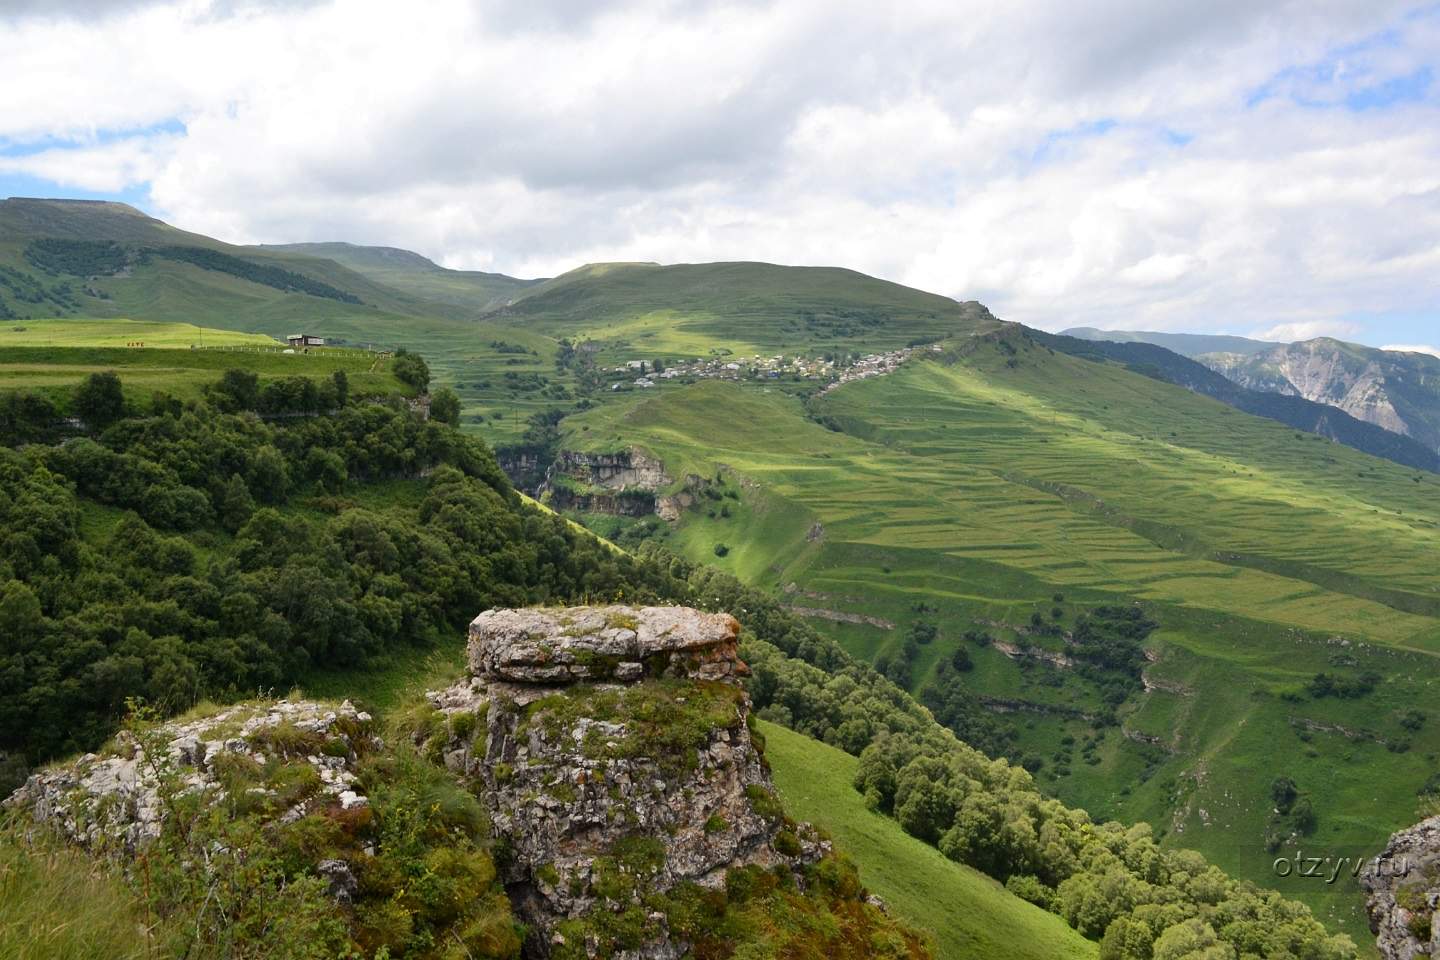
[0,831,174,960]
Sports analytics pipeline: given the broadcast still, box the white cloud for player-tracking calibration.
[1,0,1437,344]
[1252,320,1365,342]
[1382,343,1440,358]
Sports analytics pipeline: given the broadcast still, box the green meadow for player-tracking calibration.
[562,333,1440,942]
[0,319,408,408]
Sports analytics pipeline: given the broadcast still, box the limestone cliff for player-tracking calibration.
[543,450,671,516]
[1363,815,1440,960]
[419,605,832,959]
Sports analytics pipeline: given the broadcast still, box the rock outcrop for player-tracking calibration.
[1362,815,1440,959]
[4,699,377,852]
[467,604,746,684]
[548,450,671,491]
[421,604,827,959]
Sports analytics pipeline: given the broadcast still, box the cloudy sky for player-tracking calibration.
[2,0,1438,350]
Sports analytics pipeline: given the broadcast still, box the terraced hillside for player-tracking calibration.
[559,329,1440,943]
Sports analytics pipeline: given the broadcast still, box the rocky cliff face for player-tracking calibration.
[542,450,671,517]
[1200,339,1440,454]
[419,604,830,959]
[1363,815,1440,959]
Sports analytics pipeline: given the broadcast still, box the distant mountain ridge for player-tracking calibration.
[1199,337,1440,454]
[1036,329,1440,472]
[3,196,1434,473]
[1063,325,1440,455]
[1061,326,1275,358]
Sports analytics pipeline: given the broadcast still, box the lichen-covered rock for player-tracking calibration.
[424,605,827,959]
[4,698,378,853]
[1362,815,1440,959]
[468,604,746,684]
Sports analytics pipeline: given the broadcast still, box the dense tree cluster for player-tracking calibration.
[1305,671,1381,700]
[0,372,674,768]
[390,349,431,392]
[1070,605,1156,705]
[24,239,132,277]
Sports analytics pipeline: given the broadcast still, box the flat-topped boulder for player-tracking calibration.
[468,604,746,684]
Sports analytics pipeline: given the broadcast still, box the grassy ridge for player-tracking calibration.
[760,720,1096,960]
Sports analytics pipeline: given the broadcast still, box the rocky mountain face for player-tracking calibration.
[1362,815,1440,959]
[418,605,830,958]
[1199,339,1440,454]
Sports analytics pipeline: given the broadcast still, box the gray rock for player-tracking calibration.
[1362,814,1440,959]
[4,699,380,856]
[468,604,746,684]
[425,604,825,959]
[317,858,359,904]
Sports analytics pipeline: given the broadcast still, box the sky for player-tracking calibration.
[1,0,1438,352]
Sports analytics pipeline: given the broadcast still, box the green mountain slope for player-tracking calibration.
[1039,330,1439,472]
[261,241,542,314]
[760,720,1097,960]
[0,197,441,325]
[560,332,1440,944]
[0,200,582,441]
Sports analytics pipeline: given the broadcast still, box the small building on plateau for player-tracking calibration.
[287,334,326,348]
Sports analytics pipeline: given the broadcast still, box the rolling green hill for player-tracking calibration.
[486,260,1001,365]
[0,200,581,441]
[559,330,1440,944]
[0,197,444,329]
